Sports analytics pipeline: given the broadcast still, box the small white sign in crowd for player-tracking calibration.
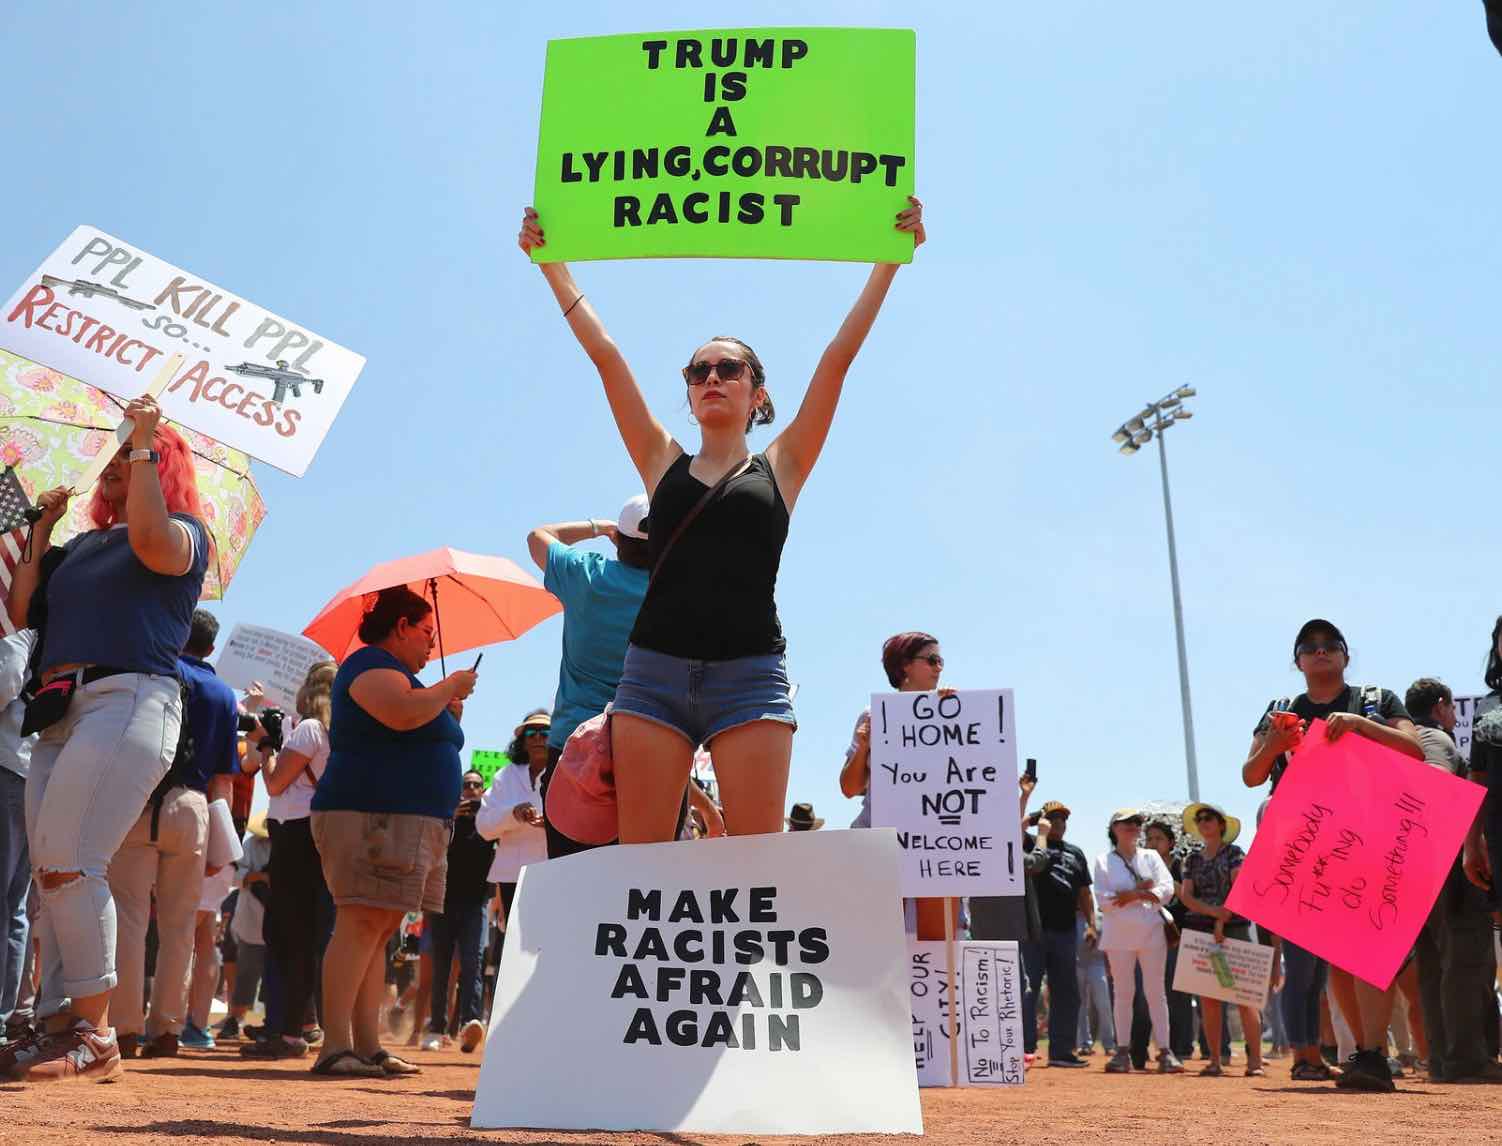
[868,688,1022,897]
[1171,930,1275,1009]
[214,623,330,711]
[909,940,1026,1087]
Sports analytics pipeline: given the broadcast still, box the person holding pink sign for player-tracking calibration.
[1241,618,1424,1092]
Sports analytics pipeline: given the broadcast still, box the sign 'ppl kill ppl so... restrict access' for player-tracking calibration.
[869,689,1023,898]
[531,28,916,262]
[1227,718,1484,990]
[2,226,365,476]
[473,830,921,1135]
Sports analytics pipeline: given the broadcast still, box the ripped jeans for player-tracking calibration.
[24,673,181,1018]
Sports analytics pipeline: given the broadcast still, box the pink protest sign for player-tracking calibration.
[1227,720,1483,989]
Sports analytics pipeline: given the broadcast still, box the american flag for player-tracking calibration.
[0,467,35,637]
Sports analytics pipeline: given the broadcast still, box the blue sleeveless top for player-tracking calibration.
[313,646,464,820]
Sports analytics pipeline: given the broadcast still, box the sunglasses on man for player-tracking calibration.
[1296,641,1344,657]
[683,359,750,385]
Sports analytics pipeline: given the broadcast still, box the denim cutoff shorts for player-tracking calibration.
[611,643,797,746]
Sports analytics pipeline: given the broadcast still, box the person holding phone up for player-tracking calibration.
[308,586,477,1078]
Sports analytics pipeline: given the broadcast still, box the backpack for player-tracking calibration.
[147,678,198,841]
[1266,685,1383,787]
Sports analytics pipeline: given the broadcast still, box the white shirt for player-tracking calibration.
[476,763,548,882]
[268,717,329,823]
[1093,846,1175,953]
[232,833,273,946]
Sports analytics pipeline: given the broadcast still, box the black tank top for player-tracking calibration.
[629,452,790,661]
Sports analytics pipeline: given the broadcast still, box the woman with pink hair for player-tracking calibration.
[1,395,209,1084]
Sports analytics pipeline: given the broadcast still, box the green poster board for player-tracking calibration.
[532,28,916,263]
[471,748,509,788]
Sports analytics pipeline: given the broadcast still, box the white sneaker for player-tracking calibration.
[419,1032,442,1051]
[460,1020,485,1054]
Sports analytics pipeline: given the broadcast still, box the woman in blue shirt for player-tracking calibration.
[1,396,208,1084]
[310,586,476,1077]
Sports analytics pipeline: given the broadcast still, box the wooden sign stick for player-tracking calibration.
[944,895,960,1087]
[60,353,182,498]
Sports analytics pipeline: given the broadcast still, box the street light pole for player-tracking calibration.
[1110,387,1200,802]
[1153,415,1199,802]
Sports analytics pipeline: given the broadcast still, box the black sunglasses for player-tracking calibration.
[912,654,944,670]
[683,359,749,385]
[1296,641,1344,657]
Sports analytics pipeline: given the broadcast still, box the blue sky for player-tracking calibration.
[3,3,1499,846]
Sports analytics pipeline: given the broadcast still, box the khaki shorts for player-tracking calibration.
[312,811,449,914]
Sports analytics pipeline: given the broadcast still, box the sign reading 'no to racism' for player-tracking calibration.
[531,28,916,263]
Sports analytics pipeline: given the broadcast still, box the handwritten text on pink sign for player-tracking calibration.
[1227,720,1482,989]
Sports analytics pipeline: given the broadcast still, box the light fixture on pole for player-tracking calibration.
[1108,385,1202,801]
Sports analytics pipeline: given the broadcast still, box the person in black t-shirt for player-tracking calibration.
[517,200,924,844]
[1020,799,1096,1068]
[1241,618,1424,1092]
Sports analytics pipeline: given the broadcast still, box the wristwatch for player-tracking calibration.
[128,449,160,465]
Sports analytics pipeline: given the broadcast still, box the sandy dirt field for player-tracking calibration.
[4,1043,1502,1145]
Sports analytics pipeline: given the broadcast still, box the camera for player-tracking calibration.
[237,707,287,753]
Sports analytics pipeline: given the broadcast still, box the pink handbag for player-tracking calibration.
[545,708,618,846]
[542,457,752,849]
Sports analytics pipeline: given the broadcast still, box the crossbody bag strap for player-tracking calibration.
[648,455,753,589]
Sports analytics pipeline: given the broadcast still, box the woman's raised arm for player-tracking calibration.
[520,208,677,491]
[768,197,924,509]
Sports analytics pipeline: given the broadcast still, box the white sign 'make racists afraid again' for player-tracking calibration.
[472,829,922,1135]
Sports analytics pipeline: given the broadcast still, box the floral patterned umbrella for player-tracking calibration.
[0,349,265,599]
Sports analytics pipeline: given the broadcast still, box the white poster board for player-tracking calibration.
[868,689,1022,897]
[215,623,329,711]
[1454,694,1486,762]
[909,940,1026,1087]
[1171,929,1274,1009]
[2,225,364,476]
[473,829,922,1135]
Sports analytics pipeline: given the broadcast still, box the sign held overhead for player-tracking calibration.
[2,226,365,476]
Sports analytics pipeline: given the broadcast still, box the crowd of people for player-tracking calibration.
[0,190,1497,1115]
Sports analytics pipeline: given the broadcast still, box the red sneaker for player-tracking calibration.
[18,1020,122,1083]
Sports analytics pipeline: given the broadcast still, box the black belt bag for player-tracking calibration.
[21,666,133,736]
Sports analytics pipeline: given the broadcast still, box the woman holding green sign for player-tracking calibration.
[517,199,923,843]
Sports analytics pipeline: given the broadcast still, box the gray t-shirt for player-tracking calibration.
[1415,724,1464,777]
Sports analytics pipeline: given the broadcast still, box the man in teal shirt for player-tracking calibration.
[527,496,650,856]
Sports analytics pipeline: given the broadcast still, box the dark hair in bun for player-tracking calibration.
[358,586,432,644]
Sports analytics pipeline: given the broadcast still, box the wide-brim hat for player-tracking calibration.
[1184,802,1242,846]
[514,711,552,737]
[786,802,824,830]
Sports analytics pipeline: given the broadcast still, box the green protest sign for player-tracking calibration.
[471,748,509,788]
[532,28,916,263]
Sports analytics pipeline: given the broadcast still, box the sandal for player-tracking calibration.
[1199,1062,1224,1077]
[311,1050,384,1077]
[368,1049,422,1076]
[1245,1065,1267,1077]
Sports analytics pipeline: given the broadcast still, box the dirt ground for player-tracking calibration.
[5,1043,1502,1145]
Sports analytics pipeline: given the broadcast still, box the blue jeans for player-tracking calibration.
[0,768,30,1026]
[1280,939,1327,1048]
[1023,927,1080,1059]
[428,901,487,1031]
[1076,957,1115,1050]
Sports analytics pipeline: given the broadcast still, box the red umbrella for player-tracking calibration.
[303,547,561,671]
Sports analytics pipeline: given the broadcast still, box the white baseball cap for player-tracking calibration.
[617,494,649,540]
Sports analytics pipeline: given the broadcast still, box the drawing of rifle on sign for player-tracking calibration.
[3,226,364,476]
